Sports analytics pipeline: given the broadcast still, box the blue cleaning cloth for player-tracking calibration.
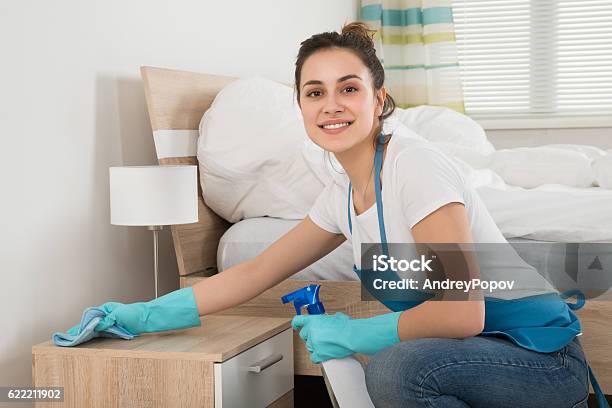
[52,306,138,347]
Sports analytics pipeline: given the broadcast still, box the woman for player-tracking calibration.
[92,23,595,407]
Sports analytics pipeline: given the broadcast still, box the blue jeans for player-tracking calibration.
[365,336,590,408]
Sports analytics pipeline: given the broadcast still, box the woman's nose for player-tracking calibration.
[323,94,344,114]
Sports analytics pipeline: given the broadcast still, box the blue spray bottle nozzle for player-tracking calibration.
[281,284,325,315]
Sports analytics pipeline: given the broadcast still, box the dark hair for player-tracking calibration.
[294,21,396,122]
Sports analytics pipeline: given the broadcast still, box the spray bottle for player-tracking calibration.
[281,285,375,408]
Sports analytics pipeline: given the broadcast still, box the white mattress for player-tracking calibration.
[217,186,612,281]
[217,217,357,280]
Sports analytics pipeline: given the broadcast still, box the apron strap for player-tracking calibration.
[560,288,586,311]
[347,182,353,235]
[374,133,389,256]
[347,133,389,257]
[562,289,608,407]
[589,365,610,408]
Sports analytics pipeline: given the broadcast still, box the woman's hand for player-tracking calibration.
[292,313,354,363]
[91,287,201,335]
[291,311,402,364]
[94,301,149,334]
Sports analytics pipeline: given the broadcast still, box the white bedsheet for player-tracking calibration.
[477,184,612,243]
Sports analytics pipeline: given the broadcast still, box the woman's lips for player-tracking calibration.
[318,121,353,135]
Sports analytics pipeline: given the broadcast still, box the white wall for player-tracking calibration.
[487,128,612,150]
[0,0,359,401]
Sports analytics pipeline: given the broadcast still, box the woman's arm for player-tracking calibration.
[192,216,346,316]
[397,202,486,341]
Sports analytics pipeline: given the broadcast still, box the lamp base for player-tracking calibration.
[147,225,164,298]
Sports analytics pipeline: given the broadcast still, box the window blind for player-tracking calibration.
[452,0,612,119]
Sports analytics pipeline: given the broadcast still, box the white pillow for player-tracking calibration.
[592,153,612,189]
[487,147,596,188]
[430,141,492,169]
[391,106,496,155]
[197,76,323,222]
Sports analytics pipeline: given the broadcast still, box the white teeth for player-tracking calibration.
[322,122,350,129]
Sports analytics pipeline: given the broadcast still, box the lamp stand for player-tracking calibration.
[147,225,163,298]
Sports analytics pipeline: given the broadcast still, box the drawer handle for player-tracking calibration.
[247,353,284,373]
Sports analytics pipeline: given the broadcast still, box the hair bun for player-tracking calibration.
[341,21,376,49]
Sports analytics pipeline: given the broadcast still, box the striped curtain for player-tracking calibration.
[361,0,465,113]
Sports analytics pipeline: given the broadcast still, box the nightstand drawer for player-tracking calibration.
[214,328,293,408]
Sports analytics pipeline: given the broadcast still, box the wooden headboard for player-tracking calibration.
[140,66,235,277]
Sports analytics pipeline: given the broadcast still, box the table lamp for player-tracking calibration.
[109,165,198,298]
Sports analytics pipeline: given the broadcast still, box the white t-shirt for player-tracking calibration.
[308,125,556,298]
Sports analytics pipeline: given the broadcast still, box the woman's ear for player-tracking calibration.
[375,87,387,117]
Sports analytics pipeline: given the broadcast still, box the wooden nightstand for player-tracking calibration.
[32,315,294,407]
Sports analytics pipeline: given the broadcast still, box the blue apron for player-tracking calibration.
[347,133,609,407]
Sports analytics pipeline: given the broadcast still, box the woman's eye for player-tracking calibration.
[305,87,356,98]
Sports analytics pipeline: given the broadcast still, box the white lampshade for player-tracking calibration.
[109,165,198,226]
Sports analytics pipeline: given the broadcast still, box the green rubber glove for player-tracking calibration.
[291,311,402,364]
[94,287,202,335]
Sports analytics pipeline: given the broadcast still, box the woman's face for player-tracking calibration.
[298,48,385,154]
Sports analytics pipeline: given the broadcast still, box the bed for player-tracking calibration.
[140,65,612,392]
